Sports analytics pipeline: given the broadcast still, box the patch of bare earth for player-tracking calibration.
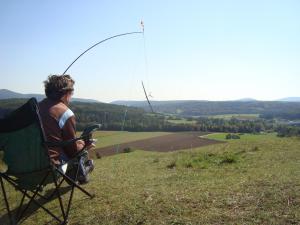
[92,132,224,158]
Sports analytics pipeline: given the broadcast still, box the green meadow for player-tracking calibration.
[1,133,300,224]
[167,119,198,125]
[203,132,272,142]
[210,114,260,120]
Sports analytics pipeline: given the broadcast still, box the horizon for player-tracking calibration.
[1,1,299,102]
[0,88,299,103]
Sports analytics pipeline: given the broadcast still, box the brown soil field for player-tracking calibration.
[92,132,224,158]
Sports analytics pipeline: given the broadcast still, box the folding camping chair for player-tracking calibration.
[0,98,98,224]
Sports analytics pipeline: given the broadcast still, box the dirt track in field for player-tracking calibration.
[92,132,224,158]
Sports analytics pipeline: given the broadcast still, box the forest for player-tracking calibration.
[0,98,299,137]
[114,100,300,120]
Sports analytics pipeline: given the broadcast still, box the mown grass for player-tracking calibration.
[167,119,197,125]
[1,133,300,224]
[204,132,274,142]
[210,114,259,120]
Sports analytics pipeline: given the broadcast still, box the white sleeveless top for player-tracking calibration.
[58,108,74,129]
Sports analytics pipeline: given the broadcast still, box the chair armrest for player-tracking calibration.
[44,137,83,148]
[45,123,101,161]
[45,137,89,160]
[45,124,101,148]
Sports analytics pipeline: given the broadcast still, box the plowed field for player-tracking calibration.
[93,132,223,157]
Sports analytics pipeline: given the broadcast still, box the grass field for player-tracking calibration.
[167,119,198,125]
[92,132,219,157]
[1,133,300,224]
[84,131,171,148]
[203,132,271,142]
[210,114,260,120]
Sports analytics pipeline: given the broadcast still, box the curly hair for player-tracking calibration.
[44,75,75,100]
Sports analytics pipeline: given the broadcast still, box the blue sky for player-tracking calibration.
[1,0,299,102]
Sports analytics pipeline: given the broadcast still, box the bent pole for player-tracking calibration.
[142,81,154,114]
[62,31,143,75]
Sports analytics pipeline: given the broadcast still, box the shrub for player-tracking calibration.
[95,152,102,159]
[153,158,159,163]
[167,161,176,169]
[184,161,193,168]
[218,153,237,164]
[226,133,240,139]
[232,134,240,139]
[123,147,133,153]
[226,133,232,139]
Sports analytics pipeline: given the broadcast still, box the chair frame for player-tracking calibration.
[0,98,95,225]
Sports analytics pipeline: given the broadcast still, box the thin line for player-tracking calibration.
[62,31,142,75]
[141,30,155,113]
[142,81,154,113]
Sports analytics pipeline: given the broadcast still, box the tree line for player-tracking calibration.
[1,99,299,137]
[128,100,300,120]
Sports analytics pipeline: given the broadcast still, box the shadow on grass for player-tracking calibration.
[0,185,75,225]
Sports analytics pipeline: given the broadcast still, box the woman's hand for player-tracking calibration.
[76,139,95,151]
[85,141,96,150]
[76,139,85,151]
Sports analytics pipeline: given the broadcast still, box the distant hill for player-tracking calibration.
[112,100,300,119]
[0,98,166,131]
[2,98,300,132]
[0,89,40,99]
[0,89,99,103]
[235,98,257,102]
[277,97,300,102]
[111,100,205,107]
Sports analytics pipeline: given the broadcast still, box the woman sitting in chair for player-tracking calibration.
[39,74,94,184]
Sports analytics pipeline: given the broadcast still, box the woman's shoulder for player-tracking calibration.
[40,99,71,120]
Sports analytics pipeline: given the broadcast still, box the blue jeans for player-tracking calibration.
[59,151,88,179]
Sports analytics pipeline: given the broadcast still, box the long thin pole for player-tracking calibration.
[142,81,154,113]
[62,31,143,75]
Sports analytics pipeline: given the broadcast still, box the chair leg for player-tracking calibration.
[40,177,64,201]
[0,176,14,225]
[65,182,75,222]
[16,190,27,221]
[1,172,65,224]
[55,165,95,224]
[51,170,67,223]
[22,190,63,223]
[56,169,95,198]
[65,163,80,221]
[1,166,94,225]
[17,171,51,222]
